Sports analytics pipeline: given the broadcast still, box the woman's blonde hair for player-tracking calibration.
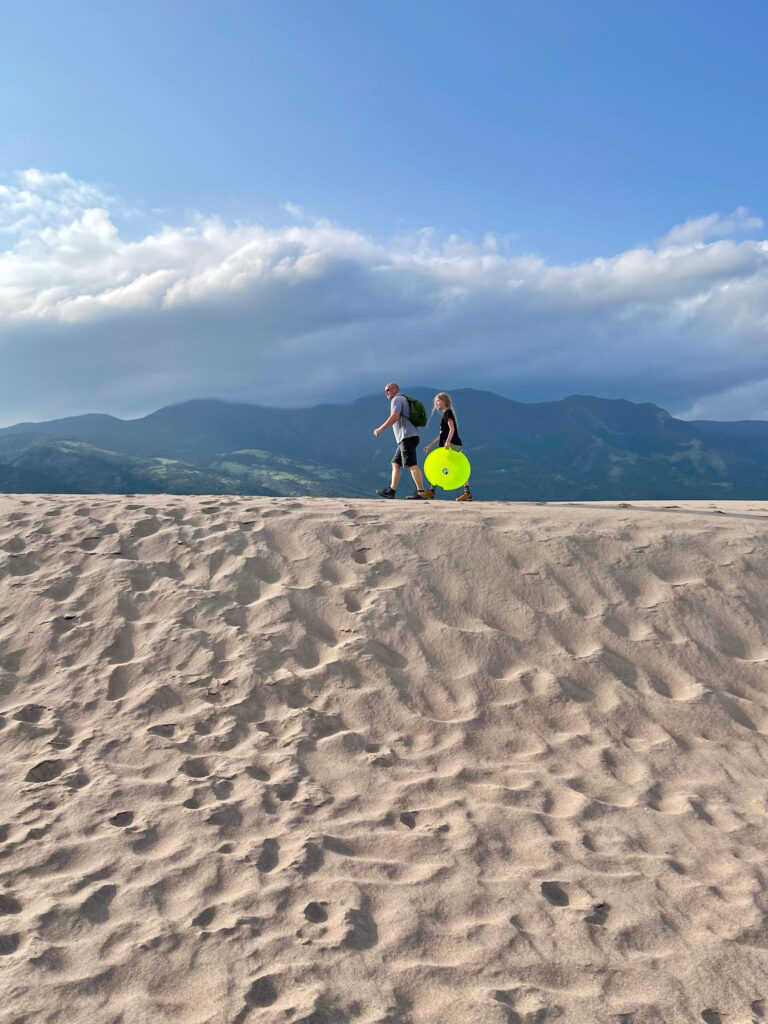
[433,392,452,410]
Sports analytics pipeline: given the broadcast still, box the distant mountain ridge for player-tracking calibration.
[2,389,768,499]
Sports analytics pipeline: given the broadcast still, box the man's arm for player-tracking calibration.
[374,409,399,437]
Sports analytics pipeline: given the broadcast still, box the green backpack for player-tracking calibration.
[404,395,428,428]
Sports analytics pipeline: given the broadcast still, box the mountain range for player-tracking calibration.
[3,389,768,500]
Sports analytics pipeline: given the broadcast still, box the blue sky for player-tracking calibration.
[2,0,768,423]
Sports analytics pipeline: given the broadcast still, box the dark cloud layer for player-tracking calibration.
[1,171,767,424]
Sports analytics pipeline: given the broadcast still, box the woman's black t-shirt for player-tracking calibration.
[439,409,463,447]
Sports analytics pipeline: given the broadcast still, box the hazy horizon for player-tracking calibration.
[2,386,765,432]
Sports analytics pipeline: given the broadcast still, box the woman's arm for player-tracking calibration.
[423,436,440,452]
[443,417,455,447]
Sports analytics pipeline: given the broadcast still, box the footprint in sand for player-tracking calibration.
[130,518,161,539]
[130,826,159,853]
[7,554,37,576]
[106,665,133,701]
[666,859,686,875]
[147,723,175,738]
[13,704,46,724]
[180,758,210,779]
[206,804,242,832]
[304,902,329,923]
[192,907,216,928]
[255,838,279,872]
[584,902,610,926]
[1,649,24,675]
[43,575,78,602]
[25,759,65,783]
[0,933,20,955]
[129,566,155,592]
[244,976,278,1007]
[341,899,379,949]
[540,882,569,907]
[80,885,117,924]
[78,535,103,552]
[291,840,324,876]
[556,676,595,703]
[211,779,233,801]
[0,893,22,915]
[109,812,134,827]
[51,614,78,637]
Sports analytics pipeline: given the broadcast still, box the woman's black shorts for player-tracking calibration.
[392,436,419,468]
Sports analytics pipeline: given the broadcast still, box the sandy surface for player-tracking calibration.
[3,494,768,1024]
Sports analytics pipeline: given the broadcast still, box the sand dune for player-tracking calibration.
[3,495,768,1024]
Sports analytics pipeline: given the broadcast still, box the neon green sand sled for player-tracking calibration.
[424,448,471,490]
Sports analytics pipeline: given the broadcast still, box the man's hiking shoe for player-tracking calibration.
[376,487,396,498]
[406,490,433,500]
[456,491,473,501]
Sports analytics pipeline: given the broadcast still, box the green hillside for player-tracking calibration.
[3,391,768,499]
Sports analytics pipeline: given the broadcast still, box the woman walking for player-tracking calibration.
[423,392,473,501]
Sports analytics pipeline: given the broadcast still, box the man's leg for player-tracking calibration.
[408,465,425,491]
[378,451,402,498]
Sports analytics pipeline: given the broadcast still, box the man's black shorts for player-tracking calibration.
[392,436,419,468]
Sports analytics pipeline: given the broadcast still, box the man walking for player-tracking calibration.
[373,383,432,499]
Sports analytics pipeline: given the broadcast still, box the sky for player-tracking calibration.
[2,0,768,425]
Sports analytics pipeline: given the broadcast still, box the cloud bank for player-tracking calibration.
[1,169,767,424]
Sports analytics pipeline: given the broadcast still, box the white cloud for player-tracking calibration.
[1,170,768,424]
[0,169,120,237]
[678,378,768,421]
[658,206,763,249]
[282,201,305,220]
